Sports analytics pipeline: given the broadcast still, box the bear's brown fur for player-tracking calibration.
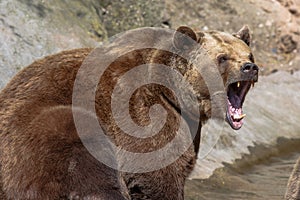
[0,26,258,199]
[0,49,129,200]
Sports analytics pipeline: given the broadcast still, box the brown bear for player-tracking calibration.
[0,26,258,199]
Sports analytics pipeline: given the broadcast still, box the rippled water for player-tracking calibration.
[185,147,300,200]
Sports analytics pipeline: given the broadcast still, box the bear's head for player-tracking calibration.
[172,26,259,130]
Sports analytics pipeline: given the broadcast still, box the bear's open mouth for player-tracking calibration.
[226,80,254,130]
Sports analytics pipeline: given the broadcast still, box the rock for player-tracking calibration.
[0,0,100,88]
[279,34,298,53]
[100,0,165,36]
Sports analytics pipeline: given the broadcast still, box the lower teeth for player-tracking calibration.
[233,113,246,120]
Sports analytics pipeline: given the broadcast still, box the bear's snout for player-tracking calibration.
[241,62,259,74]
[241,62,259,81]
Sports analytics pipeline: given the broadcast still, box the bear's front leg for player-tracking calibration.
[123,147,196,200]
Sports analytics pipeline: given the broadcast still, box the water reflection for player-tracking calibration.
[185,149,299,200]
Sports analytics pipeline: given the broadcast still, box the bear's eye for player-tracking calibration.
[217,54,229,64]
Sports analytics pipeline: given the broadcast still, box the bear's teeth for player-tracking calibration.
[233,113,246,119]
[237,82,240,88]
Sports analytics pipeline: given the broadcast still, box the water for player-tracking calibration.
[185,144,300,200]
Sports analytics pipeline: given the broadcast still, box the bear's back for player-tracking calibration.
[0,48,92,133]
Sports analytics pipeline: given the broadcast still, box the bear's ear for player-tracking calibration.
[233,25,251,46]
[173,26,198,51]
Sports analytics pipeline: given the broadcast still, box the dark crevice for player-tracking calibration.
[129,185,142,194]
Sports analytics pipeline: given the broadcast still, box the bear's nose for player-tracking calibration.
[241,62,259,74]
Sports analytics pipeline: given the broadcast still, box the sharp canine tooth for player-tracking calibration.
[233,113,246,119]
[237,82,240,88]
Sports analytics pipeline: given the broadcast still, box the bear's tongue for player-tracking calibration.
[229,102,246,119]
[227,99,245,129]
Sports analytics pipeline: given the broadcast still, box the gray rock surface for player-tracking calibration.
[0,0,99,88]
